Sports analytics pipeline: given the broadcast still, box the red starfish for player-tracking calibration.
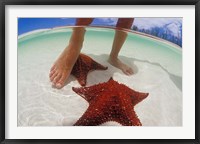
[71,53,108,86]
[72,78,149,126]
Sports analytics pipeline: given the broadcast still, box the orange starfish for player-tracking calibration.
[72,78,149,126]
[71,53,108,86]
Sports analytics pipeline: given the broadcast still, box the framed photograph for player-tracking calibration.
[1,0,199,143]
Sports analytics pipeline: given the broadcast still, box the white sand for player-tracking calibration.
[18,27,182,126]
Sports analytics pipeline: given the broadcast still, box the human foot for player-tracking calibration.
[49,27,86,88]
[49,45,80,89]
[108,57,134,75]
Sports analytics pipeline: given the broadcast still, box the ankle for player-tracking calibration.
[109,55,118,61]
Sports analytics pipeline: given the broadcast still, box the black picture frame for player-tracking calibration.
[0,0,199,143]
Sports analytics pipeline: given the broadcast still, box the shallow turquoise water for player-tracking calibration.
[18,27,182,76]
[18,27,182,126]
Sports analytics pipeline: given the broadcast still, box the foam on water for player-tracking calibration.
[18,27,182,126]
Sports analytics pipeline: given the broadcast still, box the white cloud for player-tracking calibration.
[134,18,182,29]
[95,18,182,30]
[96,18,118,25]
[166,23,182,37]
[60,18,182,32]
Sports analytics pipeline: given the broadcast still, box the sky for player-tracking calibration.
[18,18,182,35]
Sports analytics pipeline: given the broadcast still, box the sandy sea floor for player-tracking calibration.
[18,27,182,126]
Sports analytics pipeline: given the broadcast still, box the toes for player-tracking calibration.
[50,68,70,89]
[56,74,68,89]
[50,65,56,71]
[123,67,134,75]
[55,83,63,89]
[50,71,58,82]
[123,70,130,75]
[49,69,56,78]
[127,68,134,75]
[52,74,62,85]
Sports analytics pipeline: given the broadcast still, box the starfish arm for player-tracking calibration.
[72,87,94,102]
[81,53,107,71]
[130,91,149,106]
[73,77,148,126]
[73,105,109,126]
[114,110,142,126]
[80,54,106,70]
[71,53,108,86]
[71,56,89,86]
[129,110,142,126]
[107,95,142,126]
[72,82,109,103]
[76,73,88,86]
[91,60,108,70]
[74,103,142,126]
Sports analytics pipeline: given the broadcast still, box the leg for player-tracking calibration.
[49,18,94,88]
[108,18,134,75]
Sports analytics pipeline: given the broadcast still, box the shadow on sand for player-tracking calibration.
[54,53,181,91]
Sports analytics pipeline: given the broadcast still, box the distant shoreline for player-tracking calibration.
[51,25,181,49]
[18,26,182,50]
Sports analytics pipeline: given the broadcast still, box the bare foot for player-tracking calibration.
[108,57,134,75]
[49,45,80,89]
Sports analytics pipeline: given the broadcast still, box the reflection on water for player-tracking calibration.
[18,26,182,126]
